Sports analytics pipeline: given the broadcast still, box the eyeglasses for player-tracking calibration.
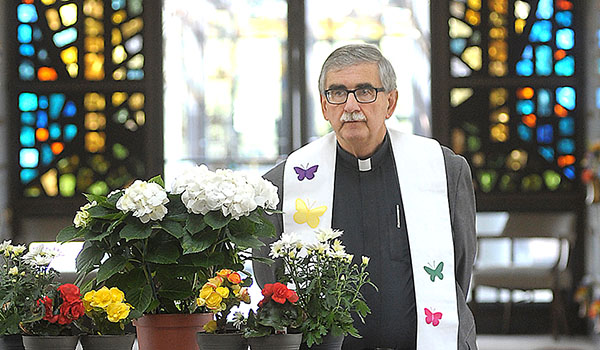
[324,87,385,104]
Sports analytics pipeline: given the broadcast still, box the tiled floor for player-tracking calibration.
[477,335,598,350]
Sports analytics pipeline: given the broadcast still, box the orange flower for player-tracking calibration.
[227,272,242,284]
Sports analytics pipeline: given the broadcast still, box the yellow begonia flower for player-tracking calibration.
[205,292,223,310]
[91,286,112,309]
[109,287,125,303]
[231,284,241,293]
[240,288,250,303]
[217,269,232,278]
[83,291,96,312]
[215,287,229,298]
[199,286,213,300]
[196,297,206,307]
[106,302,131,322]
[203,320,217,333]
[206,276,223,288]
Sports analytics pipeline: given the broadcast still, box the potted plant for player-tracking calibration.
[56,165,278,350]
[270,228,377,349]
[196,269,251,350]
[243,282,304,350]
[77,286,135,350]
[0,241,59,350]
[20,283,85,350]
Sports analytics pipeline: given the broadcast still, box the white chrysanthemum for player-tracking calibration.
[232,311,245,330]
[306,242,329,255]
[116,180,169,223]
[315,228,343,243]
[8,267,18,276]
[329,249,351,260]
[22,245,58,266]
[73,201,97,228]
[361,256,370,266]
[331,239,345,253]
[0,240,11,253]
[269,241,285,258]
[12,245,26,256]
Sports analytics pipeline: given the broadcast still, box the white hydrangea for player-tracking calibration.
[116,180,169,223]
[73,201,97,228]
[22,245,58,266]
[172,165,279,220]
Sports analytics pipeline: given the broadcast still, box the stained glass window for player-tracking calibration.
[10,0,159,210]
[447,0,579,198]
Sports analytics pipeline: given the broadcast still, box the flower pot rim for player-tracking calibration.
[133,312,213,328]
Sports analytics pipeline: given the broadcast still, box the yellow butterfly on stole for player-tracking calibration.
[293,198,327,228]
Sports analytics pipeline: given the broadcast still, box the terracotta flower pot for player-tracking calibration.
[21,335,78,350]
[0,334,24,350]
[133,313,213,350]
[79,334,135,350]
[196,332,247,350]
[248,333,303,350]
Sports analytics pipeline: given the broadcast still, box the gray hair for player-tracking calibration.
[318,43,397,94]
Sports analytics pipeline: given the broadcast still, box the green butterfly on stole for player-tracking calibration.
[423,261,444,282]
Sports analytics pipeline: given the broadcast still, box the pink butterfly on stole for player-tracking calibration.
[424,308,443,327]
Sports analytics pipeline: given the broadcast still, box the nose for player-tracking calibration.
[344,92,361,112]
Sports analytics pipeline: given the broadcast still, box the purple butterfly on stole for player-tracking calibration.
[294,164,319,181]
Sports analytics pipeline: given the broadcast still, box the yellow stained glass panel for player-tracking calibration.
[490,107,510,123]
[467,0,481,11]
[112,10,127,25]
[41,0,56,5]
[85,132,106,153]
[465,9,480,26]
[489,0,508,14]
[490,123,509,142]
[60,46,78,65]
[515,19,526,34]
[59,174,76,197]
[85,18,104,36]
[45,9,61,31]
[506,149,528,171]
[490,88,508,107]
[112,28,122,46]
[85,37,104,53]
[488,40,507,61]
[84,53,105,80]
[66,63,78,78]
[113,67,126,80]
[489,27,507,39]
[85,112,106,130]
[135,111,146,126]
[462,46,482,70]
[489,61,507,76]
[448,18,473,38]
[59,4,78,27]
[450,88,474,107]
[41,169,59,197]
[84,93,106,111]
[83,0,104,19]
[121,18,144,39]
[127,54,144,69]
[113,45,127,64]
[129,93,145,110]
[112,92,128,106]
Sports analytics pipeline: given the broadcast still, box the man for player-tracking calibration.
[254,44,477,350]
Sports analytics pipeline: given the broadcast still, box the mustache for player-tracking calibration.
[340,112,366,122]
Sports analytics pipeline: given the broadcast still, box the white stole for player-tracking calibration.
[282,128,459,349]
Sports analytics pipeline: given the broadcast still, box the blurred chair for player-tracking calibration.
[471,212,576,338]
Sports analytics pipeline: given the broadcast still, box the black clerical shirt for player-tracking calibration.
[332,133,417,350]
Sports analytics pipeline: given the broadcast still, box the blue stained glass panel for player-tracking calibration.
[559,117,575,136]
[21,112,35,125]
[49,94,66,119]
[20,148,39,168]
[37,49,48,62]
[564,166,575,180]
[64,125,77,141]
[555,56,574,76]
[18,24,32,43]
[127,70,144,80]
[517,60,533,76]
[20,127,35,147]
[596,87,600,109]
[517,100,535,115]
[19,93,37,111]
[36,111,48,128]
[32,27,42,41]
[19,61,35,80]
[522,45,533,59]
[537,89,552,116]
[536,0,553,19]
[39,96,48,109]
[112,0,126,10]
[537,124,553,143]
[19,44,34,56]
[450,39,467,55]
[518,124,533,141]
[535,46,552,75]
[556,29,574,50]
[557,139,575,154]
[539,146,555,162]
[555,11,572,26]
[63,101,77,117]
[49,124,61,139]
[530,21,552,42]
[41,144,53,166]
[556,87,576,110]
[17,4,38,23]
[20,169,38,184]
[53,28,78,48]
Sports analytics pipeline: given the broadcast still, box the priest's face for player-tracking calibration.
[320,62,398,158]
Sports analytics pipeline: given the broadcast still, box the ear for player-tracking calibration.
[320,94,329,120]
[385,89,399,119]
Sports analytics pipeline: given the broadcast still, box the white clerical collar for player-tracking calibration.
[358,158,372,172]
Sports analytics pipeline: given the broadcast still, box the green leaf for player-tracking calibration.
[227,231,264,249]
[76,244,104,273]
[85,229,112,242]
[148,175,165,188]
[159,220,185,239]
[254,216,276,238]
[157,278,194,300]
[146,239,181,264]
[126,285,153,313]
[88,205,122,220]
[184,214,206,234]
[119,220,152,241]
[96,255,128,282]
[181,229,218,254]
[56,225,87,243]
[204,211,231,229]
[106,190,123,205]
[178,252,225,268]
[84,193,109,205]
